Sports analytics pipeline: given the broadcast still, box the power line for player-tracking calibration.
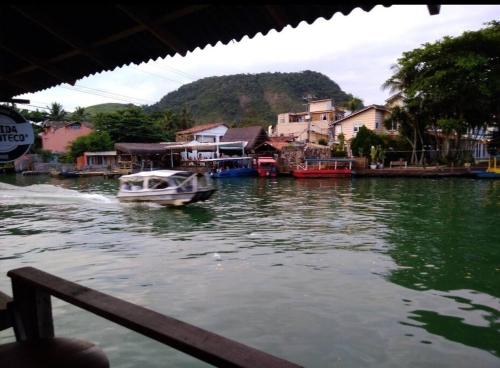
[71,84,153,104]
[129,66,188,84]
[59,85,153,105]
[147,63,201,81]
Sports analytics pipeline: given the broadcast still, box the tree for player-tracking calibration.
[350,126,383,158]
[93,107,164,143]
[151,108,195,141]
[71,106,88,122]
[341,95,364,113]
[47,102,66,120]
[68,132,113,161]
[19,108,48,122]
[383,21,500,163]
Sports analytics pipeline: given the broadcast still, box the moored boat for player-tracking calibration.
[254,156,278,177]
[117,170,216,206]
[292,158,354,178]
[203,157,257,178]
[473,156,500,179]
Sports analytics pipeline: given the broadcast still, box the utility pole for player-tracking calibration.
[303,94,315,144]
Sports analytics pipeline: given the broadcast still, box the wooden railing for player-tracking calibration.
[4,267,301,368]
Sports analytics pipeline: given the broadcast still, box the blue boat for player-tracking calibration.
[472,156,500,179]
[203,157,257,178]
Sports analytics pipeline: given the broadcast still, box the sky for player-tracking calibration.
[18,4,500,113]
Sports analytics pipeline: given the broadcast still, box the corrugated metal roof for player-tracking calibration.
[1,4,395,101]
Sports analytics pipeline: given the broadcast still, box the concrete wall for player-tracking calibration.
[309,100,332,112]
[41,123,93,153]
[272,120,330,143]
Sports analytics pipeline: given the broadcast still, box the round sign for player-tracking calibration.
[0,106,34,163]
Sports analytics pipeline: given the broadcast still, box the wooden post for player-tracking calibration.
[10,279,54,341]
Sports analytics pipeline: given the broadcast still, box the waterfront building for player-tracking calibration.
[40,121,93,153]
[330,105,392,155]
[270,99,345,145]
[175,123,228,143]
[76,151,118,171]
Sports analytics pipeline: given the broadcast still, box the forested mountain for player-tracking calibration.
[84,103,135,116]
[147,71,353,126]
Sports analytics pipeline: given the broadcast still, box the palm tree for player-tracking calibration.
[346,97,364,113]
[47,102,66,120]
[381,64,406,94]
[71,106,88,122]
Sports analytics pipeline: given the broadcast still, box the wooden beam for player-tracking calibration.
[427,5,441,15]
[10,279,54,341]
[0,291,13,331]
[116,4,186,54]
[264,5,288,29]
[2,5,210,82]
[10,5,111,69]
[0,44,76,85]
[8,267,302,368]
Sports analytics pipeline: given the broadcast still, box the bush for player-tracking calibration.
[68,131,114,162]
[350,126,383,157]
[332,150,347,157]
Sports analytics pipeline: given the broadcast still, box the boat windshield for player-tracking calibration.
[120,179,144,191]
[259,162,275,167]
[209,159,252,169]
[148,178,170,190]
[170,174,192,186]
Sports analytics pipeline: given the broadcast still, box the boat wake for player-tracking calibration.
[0,182,117,206]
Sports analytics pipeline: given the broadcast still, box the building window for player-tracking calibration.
[353,123,363,133]
[279,118,285,124]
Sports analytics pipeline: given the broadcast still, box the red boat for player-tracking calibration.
[254,156,278,177]
[292,158,354,178]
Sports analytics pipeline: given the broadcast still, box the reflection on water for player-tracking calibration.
[0,175,499,367]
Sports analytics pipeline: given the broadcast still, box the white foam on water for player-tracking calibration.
[0,182,117,206]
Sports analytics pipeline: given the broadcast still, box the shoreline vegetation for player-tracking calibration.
[1,22,498,177]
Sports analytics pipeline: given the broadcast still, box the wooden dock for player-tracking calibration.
[21,171,49,176]
[353,167,473,178]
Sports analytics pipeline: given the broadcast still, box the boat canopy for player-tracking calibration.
[119,170,192,180]
[200,157,252,162]
[257,157,277,163]
[161,141,247,150]
[304,158,355,162]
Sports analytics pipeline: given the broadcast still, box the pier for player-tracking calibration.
[353,167,473,178]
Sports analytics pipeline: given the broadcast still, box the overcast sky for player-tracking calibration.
[18,5,500,113]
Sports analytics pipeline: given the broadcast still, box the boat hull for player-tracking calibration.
[210,168,257,178]
[292,169,352,178]
[117,188,216,206]
[257,169,277,177]
[473,171,500,179]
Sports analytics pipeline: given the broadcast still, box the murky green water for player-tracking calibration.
[0,174,499,367]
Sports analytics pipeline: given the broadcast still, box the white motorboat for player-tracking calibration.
[117,170,216,206]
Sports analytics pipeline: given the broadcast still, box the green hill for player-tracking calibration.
[84,103,135,116]
[147,71,353,126]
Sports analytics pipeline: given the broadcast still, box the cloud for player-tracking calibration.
[17,5,500,113]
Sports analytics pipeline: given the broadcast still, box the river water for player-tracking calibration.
[0,174,499,367]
